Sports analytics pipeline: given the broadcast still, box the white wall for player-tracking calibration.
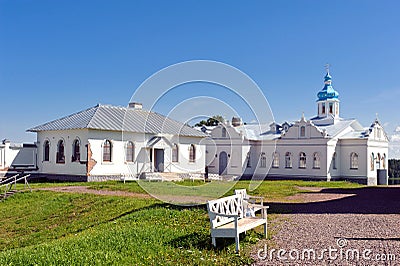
[36,129,206,178]
[0,141,22,170]
[37,129,88,175]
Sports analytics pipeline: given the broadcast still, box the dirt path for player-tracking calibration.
[251,186,400,265]
[36,186,212,205]
[37,186,152,198]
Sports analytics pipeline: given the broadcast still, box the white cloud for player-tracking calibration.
[389,129,400,159]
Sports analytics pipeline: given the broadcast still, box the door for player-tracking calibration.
[154,149,164,172]
[219,151,228,175]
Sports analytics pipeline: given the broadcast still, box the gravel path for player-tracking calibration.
[251,187,400,265]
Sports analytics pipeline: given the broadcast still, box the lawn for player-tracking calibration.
[0,180,363,265]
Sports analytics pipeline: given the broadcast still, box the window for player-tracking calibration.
[332,152,337,169]
[370,153,375,171]
[299,152,306,169]
[126,141,134,162]
[350,152,358,169]
[383,154,386,169]
[189,144,196,162]
[246,152,251,168]
[43,140,50,162]
[222,127,227,138]
[56,140,65,164]
[376,153,381,169]
[72,139,80,162]
[313,152,320,169]
[300,126,305,137]
[272,152,279,168]
[377,128,381,139]
[103,140,112,162]
[329,103,333,114]
[322,103,326,114]
[260,152,267,168]
[285,152,292,168]
[172,143,179,162]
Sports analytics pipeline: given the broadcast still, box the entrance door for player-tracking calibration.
[154,149,164,172]
[219,151,228,175]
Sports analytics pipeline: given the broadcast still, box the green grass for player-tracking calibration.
[0,191,255,265]
[0,180,364,265]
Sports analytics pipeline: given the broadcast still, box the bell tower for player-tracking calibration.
[316,64,340,119]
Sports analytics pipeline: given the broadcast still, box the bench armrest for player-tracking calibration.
[248,195,264,200]
[248,203,269,209]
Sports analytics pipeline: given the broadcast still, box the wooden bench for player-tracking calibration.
[206,194,268,252]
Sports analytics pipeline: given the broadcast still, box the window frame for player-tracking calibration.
[350,152,359,170]
[300,126,306,137]
[72,139,80,162]
[272,152,280,168]
[125,141,135,163]
[172,143,179,162]
[103,140,112,163]
[56,139,65,164]
[285,152,292,169]
[260,152,267,168]
[313,152,320,169]
[299,152,306,169]
[43,140,50,162]
[189,144,196,163]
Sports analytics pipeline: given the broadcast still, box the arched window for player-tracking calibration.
[103,140,112,162]
[285,152,292,168]
[260,152,267,168]
[300,126,305,137]
[43,140,50,162]
[383,153,386,169]
[272,152,280,168]
[56,140,65,164]
[329,103,333,114]
[322,103,326,114]
[332,152,337,169]
[172,143,179,162]
[246,152,251,168]
[370,153,375,171]
[350,152,358,169]
[376,153,381,169]
[313,152,320,169]
[126,141,134,162]
[189,144,196,162]
[72,139,80,162]
[299,152,306,168]
[222,127,227,138]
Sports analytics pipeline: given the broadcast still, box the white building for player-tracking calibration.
[207,72,389,185]
[28,103,207,181]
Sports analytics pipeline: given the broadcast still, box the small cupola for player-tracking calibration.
[316,65,340,119]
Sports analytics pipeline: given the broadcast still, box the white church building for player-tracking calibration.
[28,103,207,181]
[206,71,389,185]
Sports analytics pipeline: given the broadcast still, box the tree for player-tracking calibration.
[194,115,224,127]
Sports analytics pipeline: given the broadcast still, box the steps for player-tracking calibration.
[0,190,17,200]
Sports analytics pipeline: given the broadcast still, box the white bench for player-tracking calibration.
[235,189,265,215]
[206,194,268,252]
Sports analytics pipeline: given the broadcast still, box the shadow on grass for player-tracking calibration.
[268,186,400,215]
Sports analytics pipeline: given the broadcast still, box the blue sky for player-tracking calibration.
[1,0,400,155]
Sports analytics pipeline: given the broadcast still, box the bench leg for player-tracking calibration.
[235,234,240,253]
[264,222,267,238]
[212,237,216,247]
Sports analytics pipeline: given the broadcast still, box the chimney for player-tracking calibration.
[231,117,242,127]
[128,102,143,109]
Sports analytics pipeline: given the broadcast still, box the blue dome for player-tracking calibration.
[317,72,339,101]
